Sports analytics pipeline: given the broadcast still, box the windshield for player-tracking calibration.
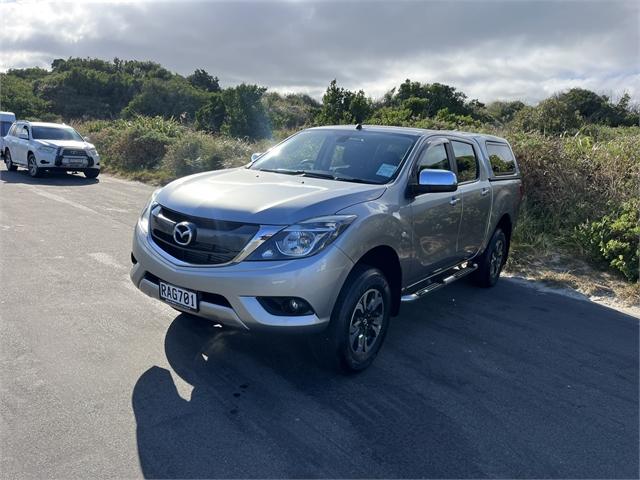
[31,126,84,141]
[250,129,418,184]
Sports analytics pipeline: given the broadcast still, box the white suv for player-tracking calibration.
[2,121,100,179]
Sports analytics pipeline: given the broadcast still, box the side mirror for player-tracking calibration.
[410,169,458,195]
[250,152,262,163]
[84,136,91,143]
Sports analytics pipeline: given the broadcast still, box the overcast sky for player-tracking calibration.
[1,0,638,103]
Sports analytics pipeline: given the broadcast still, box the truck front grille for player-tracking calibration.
[150,206,259,265]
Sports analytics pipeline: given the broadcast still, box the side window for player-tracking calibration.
[486,142,517,176]
[416,143,450,172]
[21,126,30,139]
[451,141,478,183]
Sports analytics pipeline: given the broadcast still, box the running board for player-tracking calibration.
[401,262,478,302]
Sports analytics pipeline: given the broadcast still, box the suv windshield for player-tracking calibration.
[31,126,84,141]
[250,129,418,184]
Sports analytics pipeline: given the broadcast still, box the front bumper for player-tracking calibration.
[130,225,354,332]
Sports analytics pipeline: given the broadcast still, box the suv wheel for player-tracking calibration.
[84,169,99,179]
[27,154,41,178]
[473,228,507,287]
[319,265,391,372]
[4,150,17,171]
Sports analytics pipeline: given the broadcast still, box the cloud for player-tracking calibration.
[1,0,638,103]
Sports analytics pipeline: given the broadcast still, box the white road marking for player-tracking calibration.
[88,252,127,271]
[26,186,98,215]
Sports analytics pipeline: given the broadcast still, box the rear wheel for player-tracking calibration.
[317,265,391,372]
[4,150,17,171]
[473,228,507,287]
[27,154,41,178]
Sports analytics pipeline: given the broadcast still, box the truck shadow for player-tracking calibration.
[0,168,98,186]
[131,280,639,478]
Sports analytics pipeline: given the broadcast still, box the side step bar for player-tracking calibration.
[401,261,478,302]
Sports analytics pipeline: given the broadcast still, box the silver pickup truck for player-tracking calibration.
[131,125,522,371]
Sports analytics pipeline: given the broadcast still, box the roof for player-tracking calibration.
[310,124,509,144]
[0,112,16,121]
[18,121,70,128]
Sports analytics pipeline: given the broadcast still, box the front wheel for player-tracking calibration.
[318,265,391,372]
[84,169,100,179]
[28,154,41,178]
[473,228,507,287]
[4,150,17,171]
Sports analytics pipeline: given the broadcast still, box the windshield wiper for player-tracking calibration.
[257,168,305,175]
[258,168,377,184]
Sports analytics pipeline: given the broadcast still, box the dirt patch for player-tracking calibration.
[505,250,639,318]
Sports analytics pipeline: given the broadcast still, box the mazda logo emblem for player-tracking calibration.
[173,221,195,246]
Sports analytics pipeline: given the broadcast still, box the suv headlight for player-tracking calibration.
[138,188,161,234]
[248,215,356,260]
[38,145,56,154]
[87,147,98,156]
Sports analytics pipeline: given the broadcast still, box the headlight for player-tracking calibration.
[248,215,356,260]
[137,188,161,234]
[38,145,56,154]
[88,147,98,156]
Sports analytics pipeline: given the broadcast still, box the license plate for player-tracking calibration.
[62,157,85,167]
[159,281,199,311]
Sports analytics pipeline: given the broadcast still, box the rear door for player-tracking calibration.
[448,139,492,258]
[407,137,463,283]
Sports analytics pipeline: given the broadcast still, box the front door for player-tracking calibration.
[407,138,463,284]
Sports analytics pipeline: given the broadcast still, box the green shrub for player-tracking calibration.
[575,201,639,281]
[161,132,257,177]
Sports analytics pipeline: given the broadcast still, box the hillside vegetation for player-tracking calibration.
[1,58,638,287]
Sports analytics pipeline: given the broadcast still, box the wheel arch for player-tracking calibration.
[351,245,402,317]
[495,213,513,254]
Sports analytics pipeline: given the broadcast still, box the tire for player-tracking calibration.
[84,169,100,179]
[473,228,507,288]
[27,154,41,178]
[317,265,392,373]
[4,150,17,171]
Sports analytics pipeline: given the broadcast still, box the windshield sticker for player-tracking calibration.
[376,163,397,177]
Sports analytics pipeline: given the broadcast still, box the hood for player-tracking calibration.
[35,139,95,150]
[156,167,386,225]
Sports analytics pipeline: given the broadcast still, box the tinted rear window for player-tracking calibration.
[487,142,517,176]
[451,140,478,182]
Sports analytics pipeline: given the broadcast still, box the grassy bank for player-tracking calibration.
[73,117,639,300]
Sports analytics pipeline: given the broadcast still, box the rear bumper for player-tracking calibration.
[130,225,354,332]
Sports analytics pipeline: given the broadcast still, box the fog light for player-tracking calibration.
[257,296,314,316]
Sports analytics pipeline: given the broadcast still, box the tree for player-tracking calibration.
[486,100,526,124]
[187,69,220,93]
[195,93,226,132]
[511,97,583,134]
[122,77,208,120]
[220,84,270,139]
[316,80,372,125]
[0,73,49,118]
[262,92,320,130]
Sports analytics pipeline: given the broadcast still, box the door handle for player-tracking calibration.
[449,196,460,206]
[481,187,490,196]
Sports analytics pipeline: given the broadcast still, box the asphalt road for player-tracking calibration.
[1,166,638,479]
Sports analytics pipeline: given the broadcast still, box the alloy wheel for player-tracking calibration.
[490,238,505,278]
[348,288,384,354]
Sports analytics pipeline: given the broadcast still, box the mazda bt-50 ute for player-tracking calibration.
[130,125,522,371]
